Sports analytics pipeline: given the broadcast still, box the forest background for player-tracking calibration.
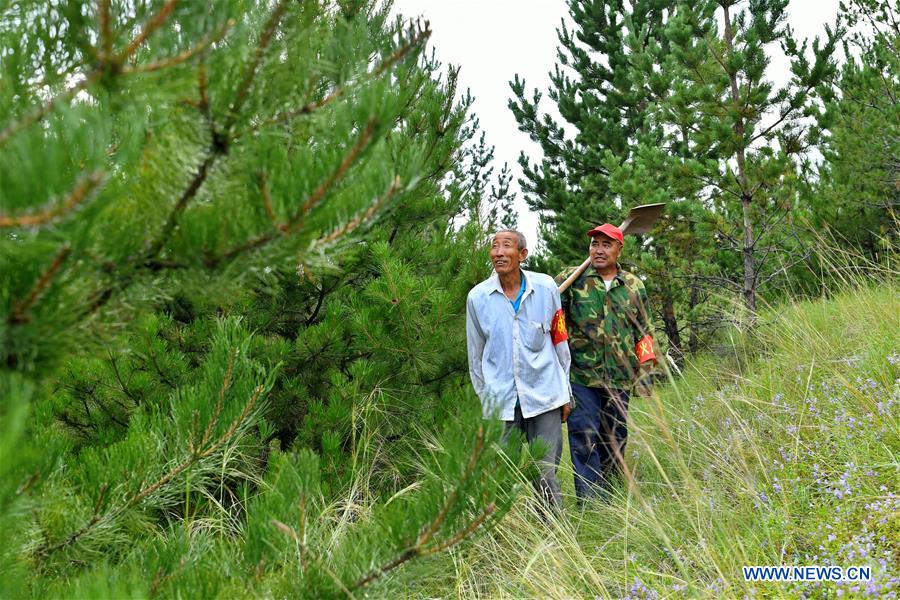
[0,0,896,598]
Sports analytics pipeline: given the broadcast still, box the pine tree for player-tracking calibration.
[655,0,841,322]
[509,0,725,357]
[509,0,673,266]
[811,0,899,260]
[1,1,527,594]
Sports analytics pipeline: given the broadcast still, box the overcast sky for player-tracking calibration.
[390,0,844,250]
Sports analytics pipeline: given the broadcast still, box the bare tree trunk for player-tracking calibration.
[661,290,683,366]
[722,2,757,325]
[687,283,700,355]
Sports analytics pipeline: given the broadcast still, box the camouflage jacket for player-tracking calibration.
[555,266,656,390]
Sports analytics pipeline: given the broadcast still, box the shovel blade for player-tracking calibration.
[619,203,665,235]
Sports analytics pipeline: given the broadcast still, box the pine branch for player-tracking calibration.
[138,2,287,269]
[3,0,156,147]
[350,425,490,592]
[288,119,378,233]
[107,349,140,405]
[199,349,236,448]
[0,72,103,148]
[305,284,328,326]
[267,424,496,594]
[208,119,380,267]
[86,386,129,428]
[262,21,431,128]
[142,154,216,264]
[314,175,401,246]
[266,87,346,126]
[121,19,234,75]
[37,374,265,559]
[257,169,287,233]
[98,0,113,60]
[196,383,264,459]
[9,246,72,325]
[425,504,494,554]
[270,515,355,598]
[371,21,432,78]
[416,425,484,547]
[351,504,495,591]
[225,0,289,131]
[121,0,178,60]
[210,231,276,266]
[0,0,224,150]
[0,171,105,228]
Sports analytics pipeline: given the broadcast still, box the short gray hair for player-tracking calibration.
[493,229,527,251]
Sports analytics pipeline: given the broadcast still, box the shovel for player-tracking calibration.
[558,203,665,294]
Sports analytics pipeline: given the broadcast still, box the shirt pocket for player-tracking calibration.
[524,320,548,351]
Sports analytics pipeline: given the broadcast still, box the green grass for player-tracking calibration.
[394,282,899,598]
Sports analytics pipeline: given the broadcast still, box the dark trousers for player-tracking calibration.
[504,404,563,509]
[568,383,630,500]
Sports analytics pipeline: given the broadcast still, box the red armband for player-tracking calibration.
[550,309,568,345]
[635,334,656,364]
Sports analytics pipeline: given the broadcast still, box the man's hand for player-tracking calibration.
[561,403,571,423]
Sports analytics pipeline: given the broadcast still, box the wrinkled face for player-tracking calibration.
[490,232,527,276]
[589,234,622,271]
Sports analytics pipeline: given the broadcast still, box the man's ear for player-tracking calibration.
[520,247,529,262]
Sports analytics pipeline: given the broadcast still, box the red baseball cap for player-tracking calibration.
[586,223,624,245]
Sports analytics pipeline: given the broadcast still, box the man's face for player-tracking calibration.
[589,235,622,270]
[490,232,527,276]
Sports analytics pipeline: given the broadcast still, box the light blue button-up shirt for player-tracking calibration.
[466,269,571,420]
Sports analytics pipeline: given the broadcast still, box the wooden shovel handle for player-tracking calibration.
[558,257,591,294]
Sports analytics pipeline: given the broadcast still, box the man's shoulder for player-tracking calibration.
[467,277,496,301]
[554,265,581,286]
[619,269,646,291]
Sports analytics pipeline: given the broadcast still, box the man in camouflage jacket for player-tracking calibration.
[555,223,657,500]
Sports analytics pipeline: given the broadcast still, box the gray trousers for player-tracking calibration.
[504,404,563,509]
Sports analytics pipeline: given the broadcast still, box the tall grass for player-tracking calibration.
[392,249,898,598]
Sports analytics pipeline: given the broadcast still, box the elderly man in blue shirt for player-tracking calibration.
[466,229,572,509]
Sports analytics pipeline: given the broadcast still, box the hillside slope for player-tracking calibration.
[402,283,899,598]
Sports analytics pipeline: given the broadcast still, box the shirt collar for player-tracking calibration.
[586,265,625,287]
[489,269,533,297]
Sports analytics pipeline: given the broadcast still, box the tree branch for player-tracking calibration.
[225,0,288,131]
[288,119,378,233]
[98,0,113,60]
[9,246,72,325]
[261,21,431,128]
[350,425,489,591]
[266,86,345,126]
[121,0,178,60]
[351,504,494,591]
[758,245,812,288]
[121,19,234,75]
[314,175,401,246]
[372,22,432,77]
[107,349,140,405]
[305,285,328,327]
[257,169,286,233]
[0,0,214,149]
[36,366,264,559]
[0,72,103,148]
[142,154,216,264]
[0,171,105,228]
